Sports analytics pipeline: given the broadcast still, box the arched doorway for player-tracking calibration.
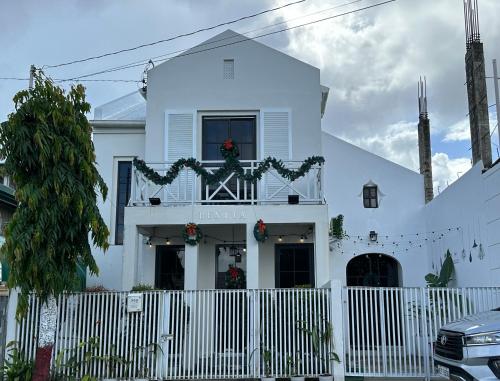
[346,253,400,287]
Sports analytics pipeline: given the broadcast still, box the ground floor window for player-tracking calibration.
[275,243,315,288]
[155,245,185,290]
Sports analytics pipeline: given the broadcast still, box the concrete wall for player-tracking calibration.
[322,133,428,286]
[425,162,500,287]
[87,126,145,290]
[146,30,322,162]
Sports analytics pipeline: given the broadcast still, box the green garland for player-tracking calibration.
[133,141,324,186]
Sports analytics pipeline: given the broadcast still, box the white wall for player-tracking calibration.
[425,162,500,287]
[87,127,145,290]
[322,132,428,286]
[146,30,322,162]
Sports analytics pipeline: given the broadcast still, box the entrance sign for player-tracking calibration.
[127,293,143,313]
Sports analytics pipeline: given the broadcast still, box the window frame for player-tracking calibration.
[114,160,132,245]
[363,185,379,208]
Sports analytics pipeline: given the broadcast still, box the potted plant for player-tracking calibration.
[286,352,304,381]
[299,319,340,381]
[133,342,162,381]
[261,348,275,381]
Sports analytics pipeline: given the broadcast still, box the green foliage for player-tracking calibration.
[131,283,154,292]
[0,74,109,318]
[298,318,340,375]
[329,215,348,240]
[133,154,325,186]
[425,249,455,287]
[133,342,162,378]
[261,348,273,377]
[2,341,34,381]
[52,336,128,380]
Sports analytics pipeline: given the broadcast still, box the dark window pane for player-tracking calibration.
[363,185,378,209]
[230,119,255,143]
[115,161,132,245]
[203,119,229,143]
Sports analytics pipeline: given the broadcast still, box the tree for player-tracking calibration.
[0,73,109,381]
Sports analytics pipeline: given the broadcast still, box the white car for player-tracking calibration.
[434,308,500,380]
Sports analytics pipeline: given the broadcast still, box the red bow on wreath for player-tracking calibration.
[229,266,239,280]
[186,223,197,236]
[223,138,234,150]
[257,219,266,234]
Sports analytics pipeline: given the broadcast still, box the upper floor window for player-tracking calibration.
[115,161,132,245]
[363,185,378,208]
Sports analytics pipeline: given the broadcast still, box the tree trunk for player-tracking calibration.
[32,296,57,381]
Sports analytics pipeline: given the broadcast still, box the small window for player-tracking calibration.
[223,59,234,79]
[363,185,378,208]
[115,161,132,245]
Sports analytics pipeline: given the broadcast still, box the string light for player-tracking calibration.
[166,238,171,245]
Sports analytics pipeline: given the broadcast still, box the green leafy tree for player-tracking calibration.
[0,73,109,381]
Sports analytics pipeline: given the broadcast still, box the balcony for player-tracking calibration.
[129,160,324,206]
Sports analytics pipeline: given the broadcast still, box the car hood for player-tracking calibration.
[442,310,500,335]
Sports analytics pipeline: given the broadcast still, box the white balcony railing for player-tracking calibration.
[129,160,324,206]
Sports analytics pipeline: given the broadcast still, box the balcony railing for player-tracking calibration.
[129,160,324,206]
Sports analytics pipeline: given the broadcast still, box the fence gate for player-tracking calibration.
[343,286,500,378]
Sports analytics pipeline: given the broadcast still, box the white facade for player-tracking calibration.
[89,29,499,291]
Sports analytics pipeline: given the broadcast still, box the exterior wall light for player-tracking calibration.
[369,230,378,242]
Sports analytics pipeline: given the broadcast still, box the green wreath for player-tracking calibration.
[253,219,269,243]
[133,141,324,187]
[225,265,246,289]
[182,223,202,246]
[220,138,239,158]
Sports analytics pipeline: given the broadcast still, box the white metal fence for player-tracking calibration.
[343,286,500,378]
[16,288,332,380]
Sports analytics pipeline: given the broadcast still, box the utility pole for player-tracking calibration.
[29,65,35,89]
[493,59,500,149]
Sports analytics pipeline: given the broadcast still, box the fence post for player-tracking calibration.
[331,280,345,381]
[4,289,17,348]
[421,287,431,381]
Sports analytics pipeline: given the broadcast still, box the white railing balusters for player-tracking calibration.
[130,160,323,205]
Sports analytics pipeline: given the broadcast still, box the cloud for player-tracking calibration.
[432,153,471,194]
[443,118,470,142]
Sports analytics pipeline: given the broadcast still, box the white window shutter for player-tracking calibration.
[260,109,291,201]
[165,111,196,202]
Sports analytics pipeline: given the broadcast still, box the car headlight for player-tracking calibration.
[464,331,500,346]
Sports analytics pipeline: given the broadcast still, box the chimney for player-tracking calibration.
[418,77,434,203]
[464,0,492,168]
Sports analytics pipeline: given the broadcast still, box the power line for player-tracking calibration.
[56,0,367,82]
[44,0,306,69]
[62,0,396,82]
[0,77,139,83]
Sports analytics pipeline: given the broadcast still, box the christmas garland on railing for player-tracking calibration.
[133,139,324,186]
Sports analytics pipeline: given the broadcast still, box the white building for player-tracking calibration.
[89,29,500,292]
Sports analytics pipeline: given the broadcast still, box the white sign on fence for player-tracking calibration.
[127,292,143,312]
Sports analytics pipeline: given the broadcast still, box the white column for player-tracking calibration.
[331,280,345,381]
[246,223,259,289]
[122,223,139,291]
[184,244,199,290]
[315,220,330,287]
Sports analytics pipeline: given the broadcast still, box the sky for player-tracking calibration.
[1,0,500,194]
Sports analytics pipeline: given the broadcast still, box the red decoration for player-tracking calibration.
[257,219,266,234]
[223,138,234,150]
[229,266,239,280]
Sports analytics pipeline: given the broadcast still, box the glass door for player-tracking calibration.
[202,116,256,201]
